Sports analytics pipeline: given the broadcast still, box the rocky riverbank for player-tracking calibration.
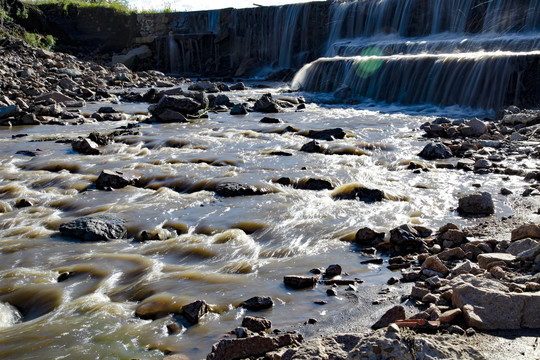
[1,31,540,360]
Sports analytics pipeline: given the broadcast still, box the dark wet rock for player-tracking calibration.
[16,150,39,157]
[96,169,141,190]
[212,94,233,108]
[388,225,427,255]
[230,82,246,91]
[182,300,209,325]
[355,227,385,246]
[306,128,346,141]
[283,275,318,289]
[418,143,453,160]
[269,151,292,156]
[371,305,406,329]
[324,264,342,278]
[153,95,202,115]
[332,186,384,203]
[500,187,513,196]
[387,277,400,285]
[361,258,384,264]
[253,94,281,113]
[260,117,281,123]
[458,192,494,216]
[300,178,333,191]
[230,103,249,115]
[97,106,116,114]
[327,288,338,296]
[72,138,100,155]
[241,296,274,311]
[299,140,327,154]
[206,332,302,360]
[59,215,127,241]
[215,183,268,197]
[16,198,33,208]
[88,132,112,146]
[153,108,188,123]
[188,81,219,93]
[242,316,271,332]
[275,177,293,186]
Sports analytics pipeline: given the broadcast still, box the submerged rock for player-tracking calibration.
[59,215,127,241]
[215,183,268,197]
[332,186,384,203]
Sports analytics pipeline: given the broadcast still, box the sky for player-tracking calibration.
[129,0,319,12]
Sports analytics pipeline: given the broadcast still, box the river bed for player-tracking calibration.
[0,84,525,359]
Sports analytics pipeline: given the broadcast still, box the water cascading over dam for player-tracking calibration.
[292,0,540,109]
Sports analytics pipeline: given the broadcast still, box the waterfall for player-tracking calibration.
[296,0,540,109]
[168,34,181,74]
[207,10,220,34]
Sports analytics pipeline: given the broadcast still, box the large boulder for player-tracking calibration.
[452,274,540,330]
[59,215,127,241]
[457,192,494,216]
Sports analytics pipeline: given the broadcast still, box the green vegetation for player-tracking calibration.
[16,7,29,19]
[26,0,132,14]
[23,32,56,50]
[1,7,13,21]
[24,0,178,14]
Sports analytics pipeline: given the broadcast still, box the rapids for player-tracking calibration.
[0,84,526,359]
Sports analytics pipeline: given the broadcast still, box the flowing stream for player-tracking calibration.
[0,84,527,359]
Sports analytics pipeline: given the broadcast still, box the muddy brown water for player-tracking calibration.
[0,86,526,359]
